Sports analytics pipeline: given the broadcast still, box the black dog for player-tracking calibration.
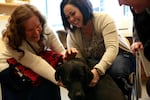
[55,58,125,100]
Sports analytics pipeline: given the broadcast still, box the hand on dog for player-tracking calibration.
[57,80,66,88]
[63,48,78,60]
[89,68,100,87]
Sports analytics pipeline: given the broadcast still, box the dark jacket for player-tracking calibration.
[131,8,150,61]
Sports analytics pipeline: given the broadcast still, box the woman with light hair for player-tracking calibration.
[0,4,77,100]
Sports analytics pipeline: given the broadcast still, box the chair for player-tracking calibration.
[56,30,67,49]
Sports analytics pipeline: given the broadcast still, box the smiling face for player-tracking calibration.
[63,4,83,28]
[24,15,42,42]
[118,0,150,13]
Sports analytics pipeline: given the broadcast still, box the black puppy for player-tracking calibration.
[55,58,125,100]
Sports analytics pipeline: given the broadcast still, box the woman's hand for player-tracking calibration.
[57,80,66,88]
[130,42,143,55]
[63,48,78,60]
[89,68,100,87]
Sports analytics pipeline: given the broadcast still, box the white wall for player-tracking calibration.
[0,16,9,37]
[30,0,47,17]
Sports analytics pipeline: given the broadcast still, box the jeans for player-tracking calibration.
[107,48,136,96]
[86,48,136,95]
[107,48,136,78]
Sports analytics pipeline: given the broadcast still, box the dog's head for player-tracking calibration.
[55,58,93,100]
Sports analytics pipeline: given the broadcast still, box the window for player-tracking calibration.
[46,0,63,31]
[30,0,62,31]
[95,0,125,21]
[31,0,132,34]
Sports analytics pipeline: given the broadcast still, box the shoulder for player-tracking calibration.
[93,12,109,17]
[0,38,9,53]
[93,12,115,26]
[93,12,114,21]
[67,29,83,45]
[43,24,54,35]
[43,24,57,41]
[68,29,81,40]
[0,38,5,49]
[93,13,116,33]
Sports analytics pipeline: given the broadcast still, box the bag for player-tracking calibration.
[7,50,63,90]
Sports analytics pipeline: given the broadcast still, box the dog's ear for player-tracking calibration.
[55,65,63,81]
[83,65,94,84]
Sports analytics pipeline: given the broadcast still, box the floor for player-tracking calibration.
[60,87,70,100]
[139,80,150,100]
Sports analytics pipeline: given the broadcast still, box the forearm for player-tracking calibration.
[94,48,118,75]
[19,51,57,84]
[95,33,119,74]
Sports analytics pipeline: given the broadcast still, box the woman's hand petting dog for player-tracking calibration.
[89,68,100,87]
[63,48,78,60]
[57,80,66,88]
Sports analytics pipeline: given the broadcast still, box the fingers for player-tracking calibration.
[64,48,78,60]
[67,48,78,55]
[57,81,66,88]
[89,68,100,87]
[130,42,143,54]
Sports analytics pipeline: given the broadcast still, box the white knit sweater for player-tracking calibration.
[0,26,65,84]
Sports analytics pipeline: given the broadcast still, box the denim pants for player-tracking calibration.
[86,48,136,95]
[107,48,136,79]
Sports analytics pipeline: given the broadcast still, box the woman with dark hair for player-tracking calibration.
[0,4,77,100]
[60,0,136,99]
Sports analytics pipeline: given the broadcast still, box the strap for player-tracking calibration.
[25,40,38,55]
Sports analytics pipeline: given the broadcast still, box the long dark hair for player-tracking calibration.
[60,0,93,32]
